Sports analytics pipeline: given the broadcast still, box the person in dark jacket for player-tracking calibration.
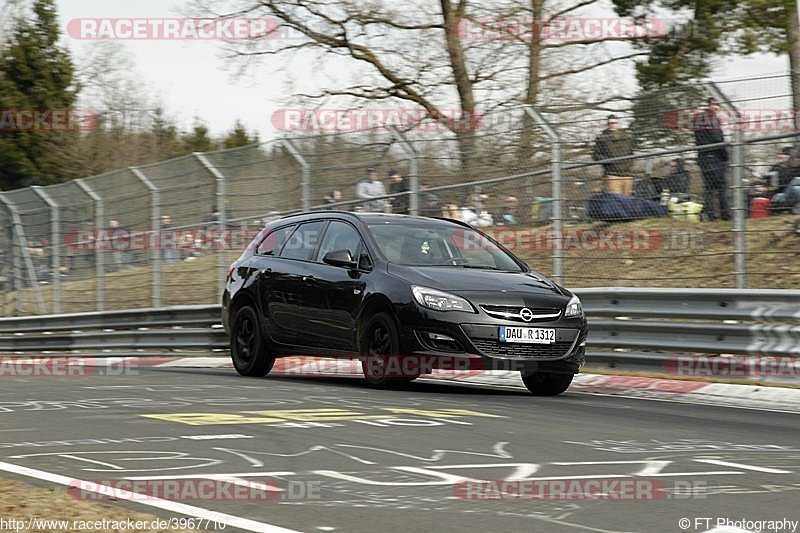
[663,158,691,195]
[592,114,636,195]
[386,169,409,214]
[694,98,731,221]
[766,147,795,193]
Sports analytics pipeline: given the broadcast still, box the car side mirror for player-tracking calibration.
[323,249,358,269]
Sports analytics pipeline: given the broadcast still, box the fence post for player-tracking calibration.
[524,106,564,284]
[0,193,46,314]
[281,138,311,211]
[390,128,420,215]
[31,186,60,313]
[194,153,229,298]
[130,167,162,307]
[704,82,747,289]
[75,179,105,311]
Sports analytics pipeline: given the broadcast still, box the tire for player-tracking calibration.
[360,312,418,389]
[521,372,574,396]
[230,305,274,377]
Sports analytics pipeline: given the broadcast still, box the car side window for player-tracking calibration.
[316,221,363,263]
[279,221,326,261]
[255,225,294,256]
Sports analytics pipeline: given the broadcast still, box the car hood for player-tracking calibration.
[387,264,568,298]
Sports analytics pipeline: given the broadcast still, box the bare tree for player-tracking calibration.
[192,0,647,172]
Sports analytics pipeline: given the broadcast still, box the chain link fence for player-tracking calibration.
[2,74,799,315]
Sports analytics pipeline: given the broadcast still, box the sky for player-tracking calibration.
[52,0,791,141]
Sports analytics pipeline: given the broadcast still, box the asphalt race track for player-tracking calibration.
[0,364,798,533]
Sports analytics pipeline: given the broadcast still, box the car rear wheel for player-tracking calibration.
[230,305,274,377]
[521,372,574,396]
[361,312,418,389]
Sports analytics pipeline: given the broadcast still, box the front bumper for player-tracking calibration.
[397,308,588,374]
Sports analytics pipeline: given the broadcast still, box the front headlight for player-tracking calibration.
[564,295,583,318]
[412,286,475,312]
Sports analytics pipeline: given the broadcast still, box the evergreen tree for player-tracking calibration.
[612,0,799,96]
[223,121,257,149]
[0,0,78,189]
[181,122,216,153]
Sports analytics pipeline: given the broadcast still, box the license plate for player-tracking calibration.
[499,326,555,344]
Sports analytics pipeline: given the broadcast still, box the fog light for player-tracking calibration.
[428,332,456,342]
[417,331,463,352]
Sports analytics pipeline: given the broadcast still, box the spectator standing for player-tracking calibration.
[108,219,125,272]
[592,114,636,195]
[694,98,731,221]
[387,170,409,214]
[355,167,388,213]
[160,214,178,264]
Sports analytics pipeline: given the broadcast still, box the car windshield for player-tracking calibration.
[367,223,523,271]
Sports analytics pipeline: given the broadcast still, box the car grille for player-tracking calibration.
[471,339,574,359]
[479,305,561,323]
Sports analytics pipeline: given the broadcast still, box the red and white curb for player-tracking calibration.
[155,357,800,413]
[6,356,799,414]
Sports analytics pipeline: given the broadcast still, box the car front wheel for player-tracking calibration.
[521,372,574,396]
[360,312,418,389]
[230,305,274,377]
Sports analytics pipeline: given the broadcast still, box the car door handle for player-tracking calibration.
[302,275,315,284]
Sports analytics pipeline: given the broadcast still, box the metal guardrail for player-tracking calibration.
[577,288,800,322]
[0,305,221,334]
[0,290,797,370]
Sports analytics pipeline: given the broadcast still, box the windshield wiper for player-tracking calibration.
[457,264,504,270]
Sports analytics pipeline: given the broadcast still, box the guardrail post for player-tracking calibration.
[704,82,747,289]
[194,153,230,298]
[524,106,563,284]
[281,138,311,211]
[0,193,46,314]
[390,128,420,215]
[130,167,162,307]
[31,186,61,313]
[75,179,105,311]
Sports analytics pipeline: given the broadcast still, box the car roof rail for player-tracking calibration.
[275,210,360,221]
[430,217,473,228]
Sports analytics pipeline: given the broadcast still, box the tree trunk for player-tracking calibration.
[518,0,545,161]
[788,0,800,131]
[441,0,477,178]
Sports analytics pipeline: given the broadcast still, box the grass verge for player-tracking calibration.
[0,478,202,532]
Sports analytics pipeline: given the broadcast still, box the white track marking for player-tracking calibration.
[125,472,296,480]
[693,458,793,474]
[0,460,300,533]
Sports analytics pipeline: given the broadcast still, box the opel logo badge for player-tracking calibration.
[519,308,534,322]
